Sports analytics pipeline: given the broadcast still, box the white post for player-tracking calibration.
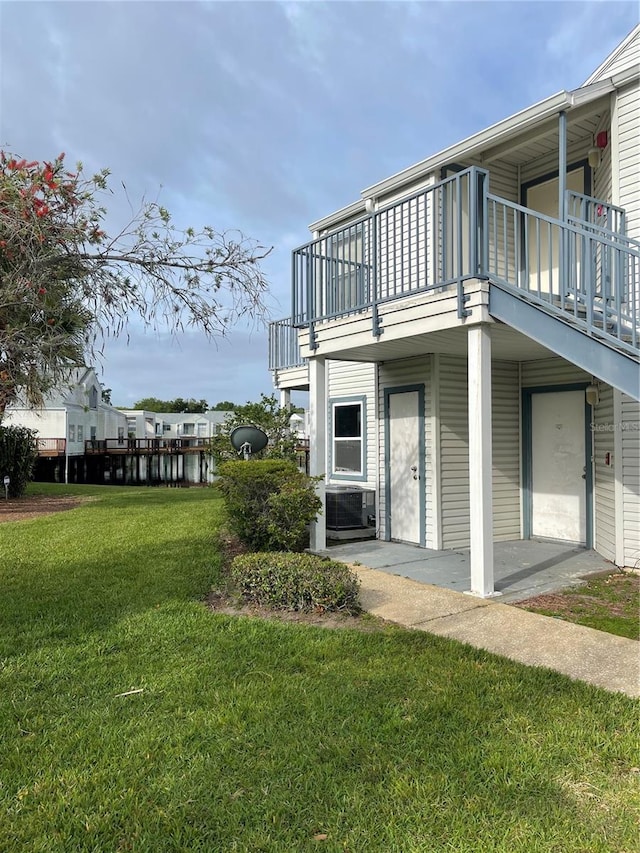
[467,324,496,597]
[279,389,291,409]
[308,357,326,552]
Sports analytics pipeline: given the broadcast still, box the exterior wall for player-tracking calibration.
[585,27,640,84]
[616,80,640,239]
[438,356,520,549]
[593,384,616,561]
[377,356,433,545]
[326,360,377,490]
[621,394,640,566]
[3,407,67,438]
[521,358,591,387]
[438,355,470,548]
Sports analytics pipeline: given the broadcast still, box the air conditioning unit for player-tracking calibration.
[325,486,375,530]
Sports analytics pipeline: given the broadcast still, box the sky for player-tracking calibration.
[0,0,637,408]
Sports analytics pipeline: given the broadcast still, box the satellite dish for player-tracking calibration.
[230,425,269,460]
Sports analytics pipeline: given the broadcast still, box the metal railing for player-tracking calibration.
[292,168,486,344]
[268,318,306,371]
[486,194,639,352]
[566,190,626,236]
[286,166,638,360]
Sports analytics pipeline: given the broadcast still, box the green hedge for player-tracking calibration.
[230,552,361,613]
[0,425,38,497]
[217,459,321,552]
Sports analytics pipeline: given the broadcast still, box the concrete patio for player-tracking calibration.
[324,538,616,602]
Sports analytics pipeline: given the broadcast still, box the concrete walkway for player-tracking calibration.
[353,565,639,698]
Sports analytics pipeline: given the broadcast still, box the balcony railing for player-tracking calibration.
[36,438,66,454]
[85,438,212,453]
[289,166,639,356]
[269,318,306,371]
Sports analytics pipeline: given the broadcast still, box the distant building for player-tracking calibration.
[4,369,233,485]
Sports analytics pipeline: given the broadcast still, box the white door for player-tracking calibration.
[388,391,421,544]
[526,169,584,296]
[531,390,587,544]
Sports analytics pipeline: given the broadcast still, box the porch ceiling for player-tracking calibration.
[323,322,558,365]
[482,99,607,167]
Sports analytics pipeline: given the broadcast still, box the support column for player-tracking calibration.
[558,110,567,221]
[279,389,291,409]
[308,356,326,553]
[467,324,497,597]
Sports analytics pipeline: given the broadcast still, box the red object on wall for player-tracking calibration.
[596,130,608,149]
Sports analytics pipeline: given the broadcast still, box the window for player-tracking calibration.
[88,385,99,409]
[163,423,171,433]
[331,398,365,478]
[77,425,83,442]
[117,426,125,445]
[197,422,207,437]
[90,426,97,441]
[69,424,76,442]
[182,423,195,436]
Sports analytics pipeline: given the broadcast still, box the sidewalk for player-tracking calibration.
[354,565,640,698]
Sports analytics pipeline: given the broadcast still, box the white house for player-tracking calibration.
[269,26,640,595]
[4,370,231,485]
[3,367,128,481]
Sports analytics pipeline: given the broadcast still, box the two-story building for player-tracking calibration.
[270,26,640,596]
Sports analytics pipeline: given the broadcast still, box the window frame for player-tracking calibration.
[329,395,367,481]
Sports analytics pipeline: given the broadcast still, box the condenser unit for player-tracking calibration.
[325,486,375,530]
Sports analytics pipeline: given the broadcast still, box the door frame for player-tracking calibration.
[522,383,593,547]
[383,383,426,546]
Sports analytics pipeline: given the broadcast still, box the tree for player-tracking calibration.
[212,400,236,411]
[131,397,209,413]
[0,152,270,419]
[209,394,298,465]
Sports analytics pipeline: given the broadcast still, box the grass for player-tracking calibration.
[517,571,640,640]
[0,483,638,852]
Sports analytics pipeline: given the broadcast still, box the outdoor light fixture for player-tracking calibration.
[588,147,601,168]
[585,383,600,406]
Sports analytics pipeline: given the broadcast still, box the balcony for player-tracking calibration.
[85,438,211,454]
[275,168,638,381]
[36,438,66,456]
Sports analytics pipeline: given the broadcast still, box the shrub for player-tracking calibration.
[230,552,361,613]
[217,459,321,552]
[0,425,38,497]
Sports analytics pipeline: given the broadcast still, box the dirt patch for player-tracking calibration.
[0,494,88,523]
[206,589,385,631]
[514,570,639,639]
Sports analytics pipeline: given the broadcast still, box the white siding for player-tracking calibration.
[439,356,520,549]
[621,395,640,567]
[616,80,640,240]
[326,360,377,490]
[593,112,613,205]
[377,357,432,544]
[593,384,616,561]
[584,27,640,84]
[492,362,521,541]
[438,356,469,548]
[521,358,591,387]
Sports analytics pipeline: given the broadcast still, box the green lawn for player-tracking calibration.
[0,484,638,852]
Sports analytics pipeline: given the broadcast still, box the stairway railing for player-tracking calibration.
[486,193,639,353]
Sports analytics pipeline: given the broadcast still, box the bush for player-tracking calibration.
[0,425,38,497]
[218,459,321,552]
[230,552,361,613]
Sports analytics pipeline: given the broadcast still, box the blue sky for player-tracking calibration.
[0,1,637,407]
